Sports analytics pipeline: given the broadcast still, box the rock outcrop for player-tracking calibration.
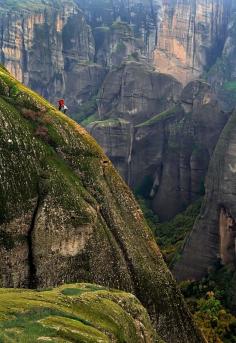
[89,79,229,220]
[173,107,236,281]
[0,66,205,343]
[0,283,159,342]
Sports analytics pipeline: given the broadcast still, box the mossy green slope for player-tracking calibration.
[0,0,75,12]
[0,66,205,343]
[0,283,159,343]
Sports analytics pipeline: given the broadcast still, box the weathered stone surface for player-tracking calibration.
[0,1,106,113]
[173,108,236,282]
[154,0,231,85]
[89,80,229,220]
[0,66,205,343]
[96,61,182,124]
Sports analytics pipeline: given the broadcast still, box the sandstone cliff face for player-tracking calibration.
[97,61,182,123]
[79,0,160,60]
[173,108,236,282]
[89,79,229,220]
[0,1,106,113]
[154,0,231,85]
[0,66,205,343]
[207,1,236,110]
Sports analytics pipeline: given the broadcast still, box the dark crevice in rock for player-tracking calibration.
[98,206,137,293]
[27,193,41,289]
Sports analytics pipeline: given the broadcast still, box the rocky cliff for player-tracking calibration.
[154,0,231,85]
[0,66,205,343]
[0,0,106,113]
[173,107,236,282]
[0,0,159,115]
[1,0,236,222]
[89,77,229,220]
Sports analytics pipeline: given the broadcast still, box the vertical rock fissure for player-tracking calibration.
[127,124,134,186]
[99,207,139,293]
[0,15,4,65]
[27,195,41,289]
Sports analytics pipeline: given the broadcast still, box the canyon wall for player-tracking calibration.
[173,108,236,281]
[0,1,106,113]
[154,0,231,85]
[89,77,229,220]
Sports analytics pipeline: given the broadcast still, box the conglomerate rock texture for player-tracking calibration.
[0,66,205,343]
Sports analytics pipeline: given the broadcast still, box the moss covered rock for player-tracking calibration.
[0,283,161,342]
[0,67,205,342]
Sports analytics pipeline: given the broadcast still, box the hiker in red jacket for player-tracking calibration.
[58,99,64,111]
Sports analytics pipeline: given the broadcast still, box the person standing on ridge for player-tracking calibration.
[58,99,64,111]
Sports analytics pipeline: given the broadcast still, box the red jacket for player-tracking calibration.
[58,99,65,107]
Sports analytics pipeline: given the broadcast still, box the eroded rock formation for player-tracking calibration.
[89,79,229,220]
[154,0,231,85]
[173,108,236,281]
[0,66,205,343]
[0,1,106,113]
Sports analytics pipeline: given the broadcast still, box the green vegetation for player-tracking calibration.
[0,0,74,12]
[138,195,236,342]
[136,105,181,127]
[180,266,236,343]
[137,197,202,265]
[116,41,126,53]
[111,21,132,34]
[136,197,159,234]
[81,113,99,126]
[223,81,236,92]
[72,96,98,123]
[0,283,157,342]
[87,118,130,128]
[0,65,206,343]
[155,199,202,265]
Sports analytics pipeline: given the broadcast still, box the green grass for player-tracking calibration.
[88,118,129,127]
[136,105,181,127]
[81,113,99,126]
[223,81,236,92]
[0,283,156,342]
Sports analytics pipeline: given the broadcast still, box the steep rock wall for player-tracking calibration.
[0,1,106,113]
[154,0,231,85]
[89,79,229,220]
[173,108,236,282]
